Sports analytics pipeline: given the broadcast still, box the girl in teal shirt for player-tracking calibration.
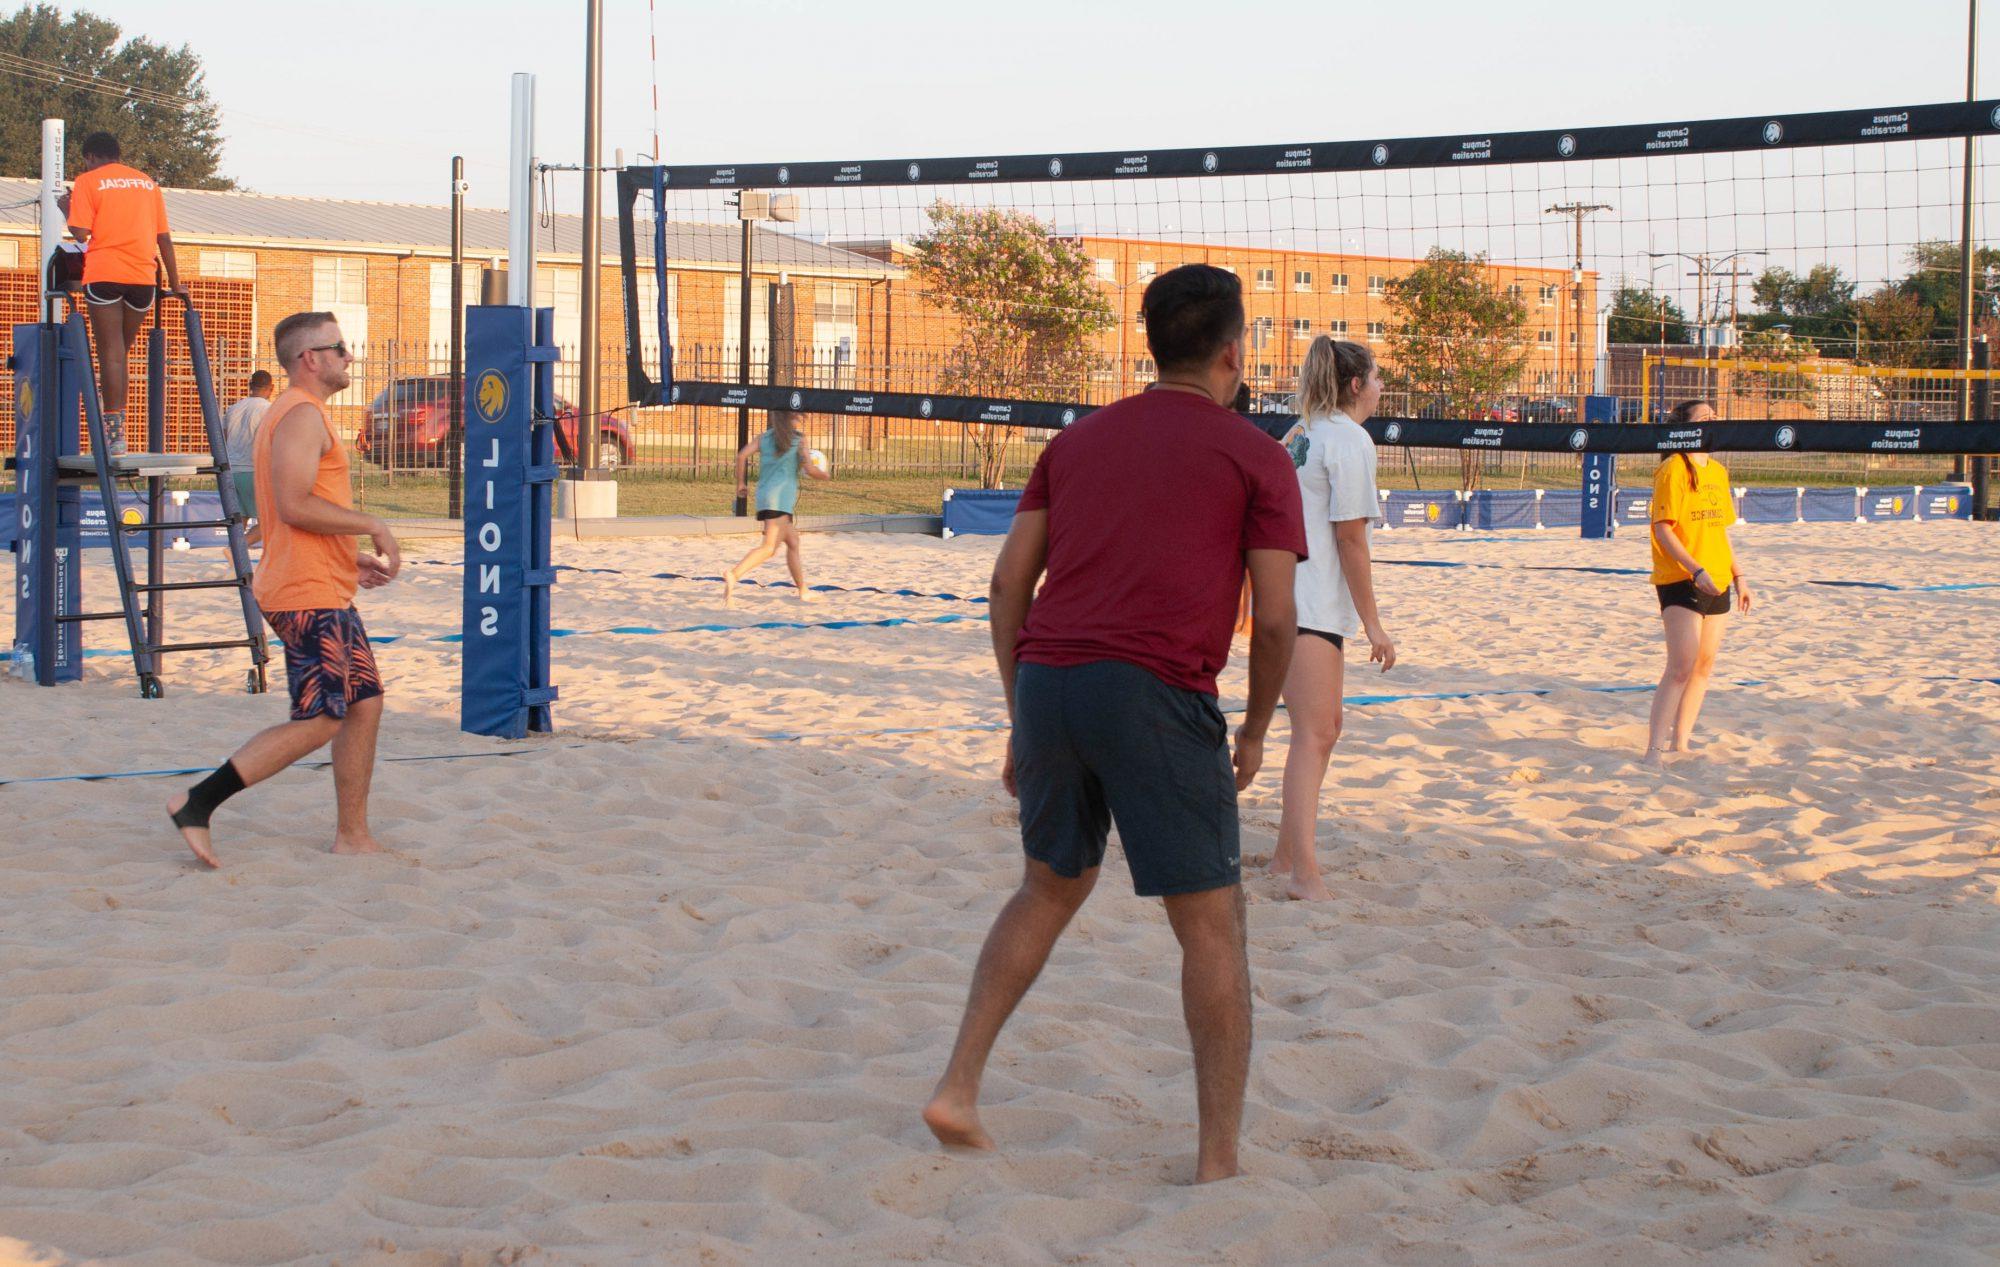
[723,413,832,605]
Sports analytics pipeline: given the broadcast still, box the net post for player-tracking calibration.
[1974,336,1992,520]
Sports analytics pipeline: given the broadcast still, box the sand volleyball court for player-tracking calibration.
[3,520,1998,1265]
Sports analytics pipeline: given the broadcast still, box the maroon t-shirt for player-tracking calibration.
[1012,388,1308,696]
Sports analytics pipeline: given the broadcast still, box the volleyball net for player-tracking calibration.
[617,98,2000,485]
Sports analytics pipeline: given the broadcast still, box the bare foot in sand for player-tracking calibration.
[923,1088,995,1151]
[1642,748,1672,769]
[795,588,817,603]
[1284,872,1333,901]
[722,574,737,608]
[331,832,387,857]
[1266,854,1293,878]
[167,793,220,868]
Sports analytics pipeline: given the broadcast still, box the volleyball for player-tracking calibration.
[805,448,830,477]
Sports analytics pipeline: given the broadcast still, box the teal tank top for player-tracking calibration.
[754,429,801,514]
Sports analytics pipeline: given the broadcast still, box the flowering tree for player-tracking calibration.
[911,201,1115,487]
[1384,248,1533,489]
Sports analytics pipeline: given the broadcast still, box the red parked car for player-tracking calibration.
[358,376,632,471]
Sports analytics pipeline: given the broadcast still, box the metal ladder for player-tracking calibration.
[58,293,268,698]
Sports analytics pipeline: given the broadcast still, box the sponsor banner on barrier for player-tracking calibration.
[655,100,1999,189]
[1381,491,1462,530]
[1614,487,1654,525]
[0,491,232,551]
[1917,484,1974,519]
[660,381,2000,453]
[1539,490,1584,530]
[1862,486,1920,521]
[1467,490,1541,531]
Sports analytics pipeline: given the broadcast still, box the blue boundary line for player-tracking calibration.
[0,745,589,788]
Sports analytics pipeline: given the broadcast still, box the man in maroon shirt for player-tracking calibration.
[923,265,1306,1183]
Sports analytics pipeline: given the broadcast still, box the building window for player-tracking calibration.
[1329,272,1348,294]
[635,267,678,382]
[1539,329,1554,344]
[1095,258,1117,282]
[200,249,255,280]
[1293,269,1312,292]
[1254,267,1275,291]
[1291,317,1312,340]
[1506,283,1523,302]
[1136,260,1157,282]
[1367,274,1387,296]
[812,281,859,388]
[0,238,19,268]
[427,262,481,353]
[310,256,368,403]
[1249,316,1275,350]
[1568,331,1579,345]
[1366,320,1386,341]
[1329,319,1348,335]
[1257,364,1274,380]
[1539,284,1558,306]
[719,275,770,371]
[533,267,583,352]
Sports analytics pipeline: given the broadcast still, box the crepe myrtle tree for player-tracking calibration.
[910,201,1115,488]
[1383,247,1534,490]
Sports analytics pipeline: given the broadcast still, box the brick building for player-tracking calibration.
[1,177,1596,455]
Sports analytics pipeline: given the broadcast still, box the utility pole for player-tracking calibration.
[1957,0,1979,478]
[1548,202,1610,420]
[578,0,604,478]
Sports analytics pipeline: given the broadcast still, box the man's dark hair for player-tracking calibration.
[1142,264,1245,373]
[80,132,120,162]
[248,370,274,392]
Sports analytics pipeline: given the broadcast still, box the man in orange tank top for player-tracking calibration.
[63,132,186,456]
[168,312,403,867]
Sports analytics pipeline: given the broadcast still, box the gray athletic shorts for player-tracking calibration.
[1012,659,1240,897]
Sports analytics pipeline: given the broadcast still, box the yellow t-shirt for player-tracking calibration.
[1649,455,1735,587]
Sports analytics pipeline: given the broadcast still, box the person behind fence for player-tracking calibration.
[63,131,186,457]
[922,263,1306,1184]
[1645,400,1755,765]
[1269,337,1397,902]
[224,369,275,541]
[168,313,402,868]
[722,412,831,606]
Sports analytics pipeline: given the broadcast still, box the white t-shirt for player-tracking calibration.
[1280,410,1380,638]
[222,395,270,468]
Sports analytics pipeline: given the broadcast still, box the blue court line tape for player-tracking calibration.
[1809,580,2000,592]
[414,559,990,604]
[0,648,128,663]
[0,745,590,788]
[397,611,989,646]
[751,672,2000,743]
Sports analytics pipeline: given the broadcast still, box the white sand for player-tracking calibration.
[2,519,1998,1266]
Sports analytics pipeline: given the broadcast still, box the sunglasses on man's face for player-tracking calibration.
[307,341,350,359]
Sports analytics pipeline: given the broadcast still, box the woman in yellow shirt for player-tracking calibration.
[1645,402,1755,764]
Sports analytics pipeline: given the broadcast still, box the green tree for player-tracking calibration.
[1736,327,1819,413]
[1746,264,1855,345]
[1888,240,2000,363]
[1606,284,1689,345]
[1852,287,1933,367]
[0,4,232,189]
[910,201,1115,488]
[1382,248,1532,489]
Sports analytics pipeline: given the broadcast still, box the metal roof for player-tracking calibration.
[0,177,893,276]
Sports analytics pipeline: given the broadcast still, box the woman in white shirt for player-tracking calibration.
[1270,337,1398,901]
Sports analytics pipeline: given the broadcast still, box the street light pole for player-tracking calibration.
[1549,202,1610,421]
[1957,0,1979,477]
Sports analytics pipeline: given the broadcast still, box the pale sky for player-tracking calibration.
[31,1,2000,301]
[50,0,1996,205]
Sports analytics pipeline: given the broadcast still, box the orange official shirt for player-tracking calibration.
[67,163,170,286]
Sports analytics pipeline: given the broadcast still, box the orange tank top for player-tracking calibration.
[251,388,359,612]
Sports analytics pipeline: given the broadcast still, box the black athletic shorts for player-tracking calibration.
[1297,626,1345,650]
[1656,580,1732,617]
[755,509,793,522]
[1012,659,1239,897]
[83,281,157,311]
